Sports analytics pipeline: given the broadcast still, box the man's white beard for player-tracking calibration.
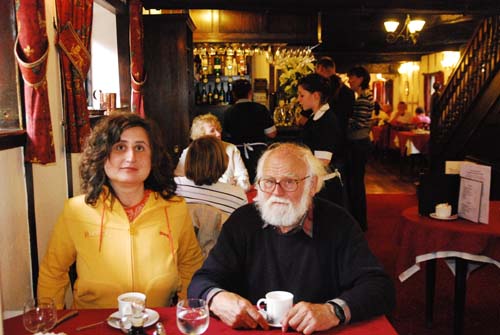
[255,184,312,228]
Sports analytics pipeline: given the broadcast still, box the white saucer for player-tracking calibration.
[268,321,282,328]
[257,310,282,328]
[107,308,159,329]
[429,213,458,220]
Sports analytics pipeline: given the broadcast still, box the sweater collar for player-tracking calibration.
[261,203,314,238]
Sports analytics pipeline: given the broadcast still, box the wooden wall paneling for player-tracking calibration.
[219,10,262,33]
[143,14,194,155]
[191,10,317,43]
[189,10,214,33]
[266,12,315,34]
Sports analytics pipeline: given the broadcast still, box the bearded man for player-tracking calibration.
[188,143,395,334]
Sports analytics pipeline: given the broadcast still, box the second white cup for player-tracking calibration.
[117,292,146,317]
[256,291,293,326]
[435,203,452,218]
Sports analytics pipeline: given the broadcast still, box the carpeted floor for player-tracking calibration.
[365,194,500,335]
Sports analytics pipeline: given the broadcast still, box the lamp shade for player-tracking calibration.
[384,20,399,33]
[408,20,425,33]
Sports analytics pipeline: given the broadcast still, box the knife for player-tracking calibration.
[53,310,79,329]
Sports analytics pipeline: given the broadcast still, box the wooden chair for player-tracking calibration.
[187,203,229,258]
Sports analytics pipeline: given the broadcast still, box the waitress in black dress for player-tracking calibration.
[297,73,346,207]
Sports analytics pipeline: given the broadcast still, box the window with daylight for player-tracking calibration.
[0,0,24,150]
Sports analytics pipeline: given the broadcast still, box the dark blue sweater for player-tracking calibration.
[188,198,395,322]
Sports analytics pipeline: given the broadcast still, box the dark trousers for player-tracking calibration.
[347,138,371,231]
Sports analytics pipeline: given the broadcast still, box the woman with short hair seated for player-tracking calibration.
[175,136,248,216]
[175,113,250,191]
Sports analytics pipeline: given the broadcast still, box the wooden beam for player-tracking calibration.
[143,0,500,15]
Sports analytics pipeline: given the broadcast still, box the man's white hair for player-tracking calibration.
[255,142,326,193]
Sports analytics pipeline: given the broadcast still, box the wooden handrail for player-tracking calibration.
[433,16,500,156]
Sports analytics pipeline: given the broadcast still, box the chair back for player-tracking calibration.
[187,203,229,258]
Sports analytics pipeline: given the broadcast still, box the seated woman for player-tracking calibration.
[175,113,250,191]
[175,136,248,216]
[371,101,390,126]
[411,106,431,129]
[38,112,204,309]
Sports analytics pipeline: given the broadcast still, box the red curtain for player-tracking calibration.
[372,81,386,105]
[55,0,93,152]
[14,0,56,164]
[130,0,146,118]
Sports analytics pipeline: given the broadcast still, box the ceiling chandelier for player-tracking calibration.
[384,14,425,44]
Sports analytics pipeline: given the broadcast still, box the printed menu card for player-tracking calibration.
[457,162,491,223]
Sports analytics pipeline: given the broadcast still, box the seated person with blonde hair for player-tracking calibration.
[175,113,251,191]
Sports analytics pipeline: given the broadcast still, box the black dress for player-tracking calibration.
[302,107,347,207]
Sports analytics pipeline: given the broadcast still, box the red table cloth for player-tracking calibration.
[395,202,500,281]
[4,306,397,335]
[394,131,430,157]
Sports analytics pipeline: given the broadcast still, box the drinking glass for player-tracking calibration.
[176,299,209,335]
[22,297,57,334]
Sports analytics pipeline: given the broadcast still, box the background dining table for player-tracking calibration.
[395,202,500,335]
[4,306,398,335]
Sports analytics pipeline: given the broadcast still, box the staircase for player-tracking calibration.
[430,15,500,198]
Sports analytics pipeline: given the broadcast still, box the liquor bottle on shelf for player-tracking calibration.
[213,84,219,104]
[231,58,237,76]
[207,55,213,75]
[207,85,213,105]
[214,73,221,84]
[201,85,208,105]
[201,54,208,75]
[214,54,222,75]
[226,82,234,104]
[219,83,226,104]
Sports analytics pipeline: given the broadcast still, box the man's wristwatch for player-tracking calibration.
[327,301,346,325]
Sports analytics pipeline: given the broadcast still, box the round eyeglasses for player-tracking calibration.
[257,176,310,193]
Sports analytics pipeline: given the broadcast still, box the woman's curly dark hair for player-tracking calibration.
[79,112,176,205]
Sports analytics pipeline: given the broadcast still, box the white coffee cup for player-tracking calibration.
[435,203,452,218]
[256,291,293,325]
[117,292,146,317]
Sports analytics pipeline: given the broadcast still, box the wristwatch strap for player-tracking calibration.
[327,301,346,325]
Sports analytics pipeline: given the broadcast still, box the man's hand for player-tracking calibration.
[282,302,339,334]
[209,291,269,330]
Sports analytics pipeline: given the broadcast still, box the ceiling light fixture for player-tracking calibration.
[384,14,425,44]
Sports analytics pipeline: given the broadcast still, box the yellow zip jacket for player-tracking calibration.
[38,191,203,309]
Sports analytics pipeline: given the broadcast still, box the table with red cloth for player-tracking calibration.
[246,185,257,203]
[4,306,398,335]
[395,202,500,335]
[393,130,430,156]
[369,124,389,150]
